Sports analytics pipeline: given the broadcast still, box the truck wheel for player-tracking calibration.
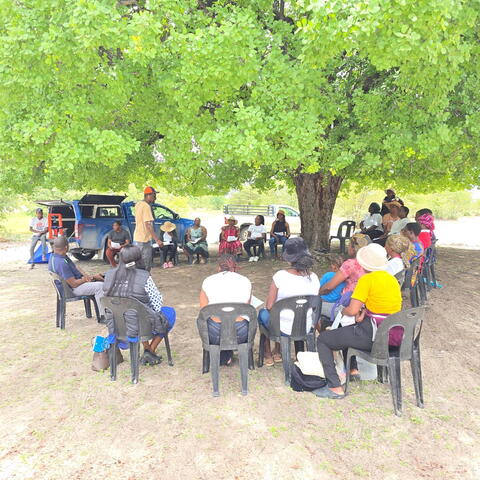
[239,226,250,242]
[72,250,96,261]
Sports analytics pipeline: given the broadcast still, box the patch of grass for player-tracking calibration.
[352,465,370,477]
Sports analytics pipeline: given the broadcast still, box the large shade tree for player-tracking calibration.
[1,0,479,248]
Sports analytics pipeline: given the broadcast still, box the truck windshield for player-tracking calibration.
[152,205,174,219]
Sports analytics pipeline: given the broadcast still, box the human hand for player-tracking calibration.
[355,309,366,323]
[83,275,92,283]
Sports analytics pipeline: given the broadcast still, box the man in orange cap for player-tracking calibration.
[133,187,162,271]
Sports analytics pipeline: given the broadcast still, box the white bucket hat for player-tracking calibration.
[356,243,388,272]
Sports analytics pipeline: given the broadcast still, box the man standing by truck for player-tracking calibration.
[134,187,163,271]
[29,207,48,267]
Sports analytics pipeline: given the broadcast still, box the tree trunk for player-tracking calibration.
[293,172,343,250]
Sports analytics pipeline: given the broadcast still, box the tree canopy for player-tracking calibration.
[1,0,479,245]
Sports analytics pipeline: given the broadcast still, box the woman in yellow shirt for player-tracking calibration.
[315,243,402,399]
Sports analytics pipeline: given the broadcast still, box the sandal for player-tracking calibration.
[264,356,274,367]
[273,353,282,363]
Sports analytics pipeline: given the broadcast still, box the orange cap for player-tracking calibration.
[143,186,157,194]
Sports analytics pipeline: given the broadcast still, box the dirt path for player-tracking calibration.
[0,245,479,479]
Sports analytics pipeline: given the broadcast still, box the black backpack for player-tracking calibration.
[290,364,327,392]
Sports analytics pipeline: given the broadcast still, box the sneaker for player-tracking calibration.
[140,350,162,366]
[248,256,254,262]
[253,256,259,262]
[163,262,168,269]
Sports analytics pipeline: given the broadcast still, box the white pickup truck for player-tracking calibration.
[223,204,301,241]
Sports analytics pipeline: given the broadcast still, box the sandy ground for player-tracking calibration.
[0,242,479,479]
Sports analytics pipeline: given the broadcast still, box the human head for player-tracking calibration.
[143,186,157,204]
[255,215,265,226]
[227,216,237,227]
[399,206,409,219]
[53,236,69,255]
[387,201,402,217]
[385,234,410,257]
[282,237,314,275]
[194,217,201,227]
[327,253,344,272]
[347,233,371,257]
[107,245,144,296]
[356,243,388,272]
[368,202,381,214]
[36,208,43,219]
[418,213,435,231]
[385,189,395,197]
[403,222,421,241]
[112,220,122,231]
[276,210,286,221]
[217,254,238,273]
[415,208,433,221]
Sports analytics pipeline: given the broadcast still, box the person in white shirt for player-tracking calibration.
[385,234,409,276]
[389,206,411,236]
[199,254,253,365]
[243,215,267,262]
[258,237,320,366]
[360,203,384,240]
[29,208,49,266]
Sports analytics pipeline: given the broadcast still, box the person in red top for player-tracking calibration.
[417,213,435,250]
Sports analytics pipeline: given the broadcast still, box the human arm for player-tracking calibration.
[199,289,209,309]
[201,226,207,242]
[65,275,91,288]
[145,276,164,312]
[185,227,192,242]
[318,270,347,295]
[121,238,130,247]
[146,221,163,246]
[342,298,366,323]
[265,281,279,310]
[285,222,291,238]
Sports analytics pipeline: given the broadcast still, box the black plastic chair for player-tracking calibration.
[101,296,174,384]
[49,272,101,330]
[258,295,321,385]
[329,221,356,254]
[402,258,423,307]
[345,307,425,416]
[252,240,266,259]
[197,303,257,396]
[394,269,406,286]
[158,246,179,266]
[421,246,437,291]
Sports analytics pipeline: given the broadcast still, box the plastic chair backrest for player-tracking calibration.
[267,295,321,340]
[370,307,425,361]
[197,303,257,350]
[101,296,154,342]
[394,269,406,285]
[49,271,76,300]
[424,246,435,265]
[404,257,420,289]
[336,221,356,239]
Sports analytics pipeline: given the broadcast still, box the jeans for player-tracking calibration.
[317,321,373,388]
[269,235,288,256]
[160,244,177,263]
[257,308,288,337]
[30,234,47,262]
[207,318,249,364]
[244,239,264,257]
[135,241,153,271]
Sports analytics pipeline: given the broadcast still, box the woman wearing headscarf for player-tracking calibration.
[315,243,402,399]
[269,210,291,259]
[416,213,435,250]
[199,254,252,365]
[159,221,178,268]
[258,237,319,366]
[360,203,384,240]
[219,216,242,256]
[103,245,176,366]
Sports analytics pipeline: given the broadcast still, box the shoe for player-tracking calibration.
[163,262,168,269]
[140,350,162,366]
[253,256,259,262]
[248,256,254,262]
[312,386,345,399]
[168,261,174,268]
[273,353,282,363]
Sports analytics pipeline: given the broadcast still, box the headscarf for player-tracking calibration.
[418,213,435,231]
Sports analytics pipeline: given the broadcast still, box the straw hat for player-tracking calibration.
[356,243,388,272]
[160,221,176,232]
[226,216,238,225]
[386,200,402,209]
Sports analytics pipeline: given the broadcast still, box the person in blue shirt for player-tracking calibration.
[319,254,346,317]
[48,236,105,307]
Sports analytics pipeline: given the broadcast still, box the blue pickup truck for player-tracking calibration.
[37,194,194,261]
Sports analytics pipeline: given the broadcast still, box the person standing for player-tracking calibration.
[133,187,162,272]
[105,221,131,267]
[380,189,404,216]
[29,208,49,267]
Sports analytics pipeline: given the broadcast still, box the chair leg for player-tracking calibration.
[387,357,402,416]
[109,342,118,381]
[431,264,437,288]
[280,337,291,385]
[55,298,61,328]
[377,365,389,384]
[294,340,304,356]
[339,239,345,254]
[258,333,265,368]
[164,333,174,366]
[306,332,316,352]
[84,298,92,318]
[209,346,221,397]
[130,342,140,384]
[202,349,210,374]
[410,286,418,308]
[60,300,66,330]
[92,298,101,322]
[344,351,352,394]
[248,346,255,370]
[238,343,249,395]
[411,346,424,408]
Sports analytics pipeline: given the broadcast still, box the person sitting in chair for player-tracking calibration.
[103,245,176,366]
[258,237,319,366]
[184,218,209,264]
[385,234,409,276]
[159,221,178,269]
[105,221,131,267]
[199,254,252,366]
[269,210,290,259]
[244,215,267,262]
[219,216,242,257]
[360,203,383,240]
[48,236,105,307]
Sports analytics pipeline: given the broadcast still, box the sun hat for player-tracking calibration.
[226,216,238,225]
[143,186,157,194]
[160,221,176,232]
[282,237,312,263]
[385,234,410,254]
[277,210,286,217]
[356,243,388,272]
[386,200,402,209]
